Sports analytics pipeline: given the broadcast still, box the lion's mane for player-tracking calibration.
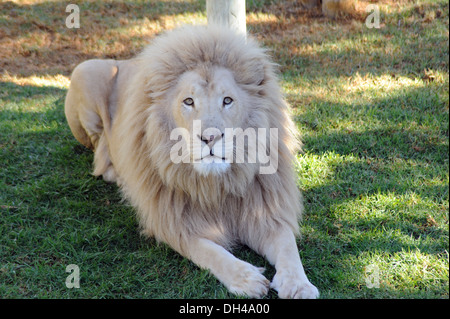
[108,26,302,255]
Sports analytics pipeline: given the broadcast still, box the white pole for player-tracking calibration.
[206,0,246,36]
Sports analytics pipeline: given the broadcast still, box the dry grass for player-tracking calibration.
[0,0,206,77]
[0,0,405,78]
[1,0,446,80]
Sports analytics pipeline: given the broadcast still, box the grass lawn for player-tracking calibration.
[0,0,448,298]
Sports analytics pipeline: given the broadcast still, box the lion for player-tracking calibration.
[299,0,356,18]
[321,0,356,18]
[64,25,319,299]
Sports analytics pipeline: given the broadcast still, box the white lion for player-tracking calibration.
[65,25,319,299]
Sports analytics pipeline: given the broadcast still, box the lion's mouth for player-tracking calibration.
[195,154,227,163]
[193,154,231,176]
[206,154,226,160]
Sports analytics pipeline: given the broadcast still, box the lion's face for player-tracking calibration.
[170,67,248,176]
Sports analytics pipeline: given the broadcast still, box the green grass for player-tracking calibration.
[1,0,448,298]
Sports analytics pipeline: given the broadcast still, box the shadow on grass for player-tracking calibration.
[295,80,448,244]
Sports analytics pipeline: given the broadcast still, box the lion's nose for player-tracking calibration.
[206,135,215,143]
[198,131,224,146]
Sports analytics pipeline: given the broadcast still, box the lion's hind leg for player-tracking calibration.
[65,59,119,183]
[65,75,101,151]
[93,132,118,183]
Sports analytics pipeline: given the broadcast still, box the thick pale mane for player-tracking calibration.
[118,26,301,215]
[113,26,301,249]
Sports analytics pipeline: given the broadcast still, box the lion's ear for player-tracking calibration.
[253,61,266,87]
[236,57,267,88]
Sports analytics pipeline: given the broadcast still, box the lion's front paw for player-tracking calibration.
[226,262,270,299]
[271,271,319,299]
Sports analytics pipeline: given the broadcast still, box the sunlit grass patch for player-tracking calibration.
[1,73,70,89]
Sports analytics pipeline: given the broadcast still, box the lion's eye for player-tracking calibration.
[183,98,194,107]
[223,97,233,106]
